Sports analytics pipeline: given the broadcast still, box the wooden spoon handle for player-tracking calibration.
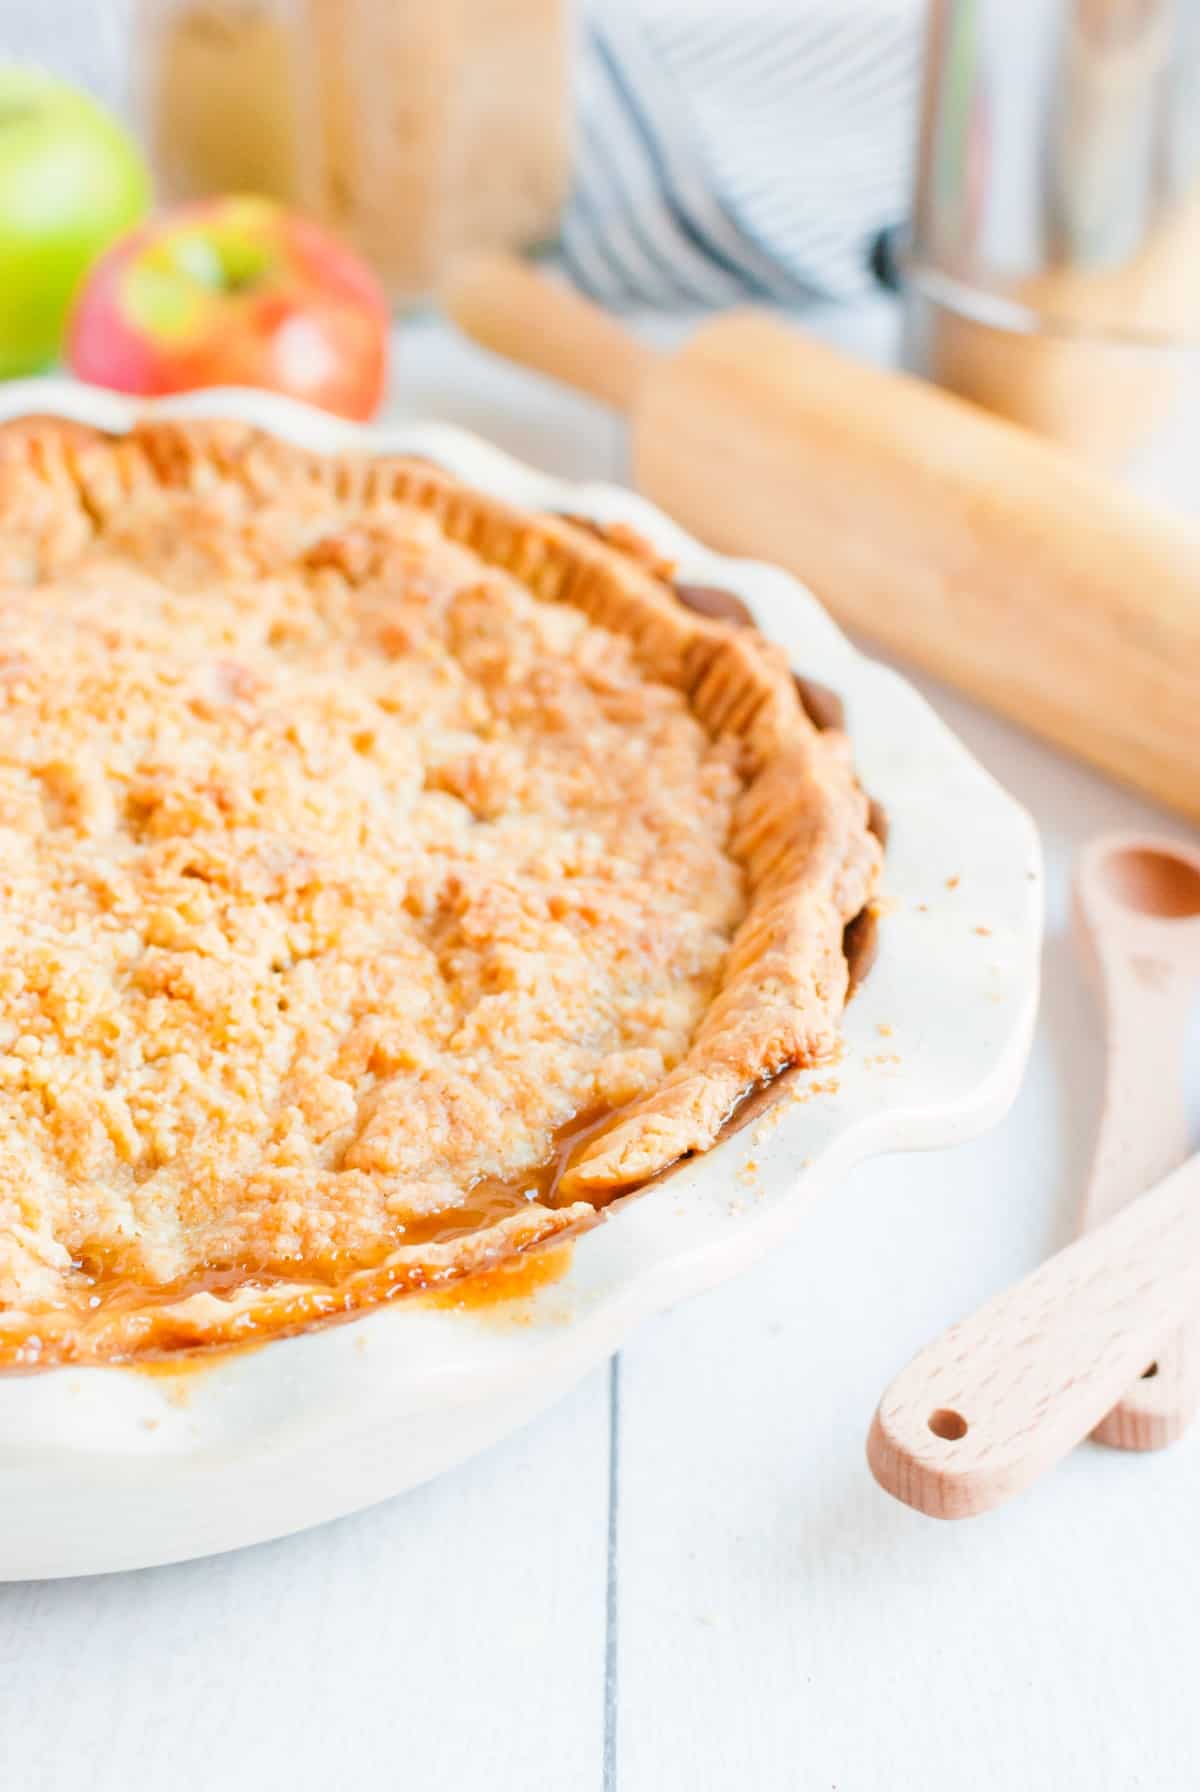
[441,253,653,411]
[868,1152,1200,1518]
[1080,929,1198,1449]
[1096,1334,1200,1451]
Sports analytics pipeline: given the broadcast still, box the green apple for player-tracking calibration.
[0,67,151,377]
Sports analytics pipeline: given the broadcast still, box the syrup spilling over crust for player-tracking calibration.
[123,1043,874,1368]
[78,1108,616,1326]
[54,898,882,1368]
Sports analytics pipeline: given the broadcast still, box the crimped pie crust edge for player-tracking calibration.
[0,417,881,1364]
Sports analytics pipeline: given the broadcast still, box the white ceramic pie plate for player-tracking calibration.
[0,381,1042,1578]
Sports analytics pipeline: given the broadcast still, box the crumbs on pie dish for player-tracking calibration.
[0,418,881,1366]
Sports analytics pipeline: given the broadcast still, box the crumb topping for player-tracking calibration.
[0,461,742,1318]
[0,421,880,1363]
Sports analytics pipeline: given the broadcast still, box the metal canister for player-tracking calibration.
[902,0,1200,486]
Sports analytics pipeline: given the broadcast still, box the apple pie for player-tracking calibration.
[0,418,881,1365]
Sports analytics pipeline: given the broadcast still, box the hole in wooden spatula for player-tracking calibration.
[928,1408,968,1440]
[1141,1362,1159,1379]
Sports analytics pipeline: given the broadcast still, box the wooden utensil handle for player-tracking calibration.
[868,1152,1200,1518]
[1096,1333,1200,1451]
[1080,926,1198,1450]
[442,254,652,411]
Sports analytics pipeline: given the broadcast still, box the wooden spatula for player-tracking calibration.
[443,254,1200,823]
[869,836,1200,1516]
[868,1149,1200,1518]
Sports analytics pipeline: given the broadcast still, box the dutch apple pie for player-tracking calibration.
[0,419,881,1365]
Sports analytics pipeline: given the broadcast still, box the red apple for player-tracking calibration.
[67,196,388,421]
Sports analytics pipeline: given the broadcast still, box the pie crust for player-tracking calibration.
[0,418,881,1366]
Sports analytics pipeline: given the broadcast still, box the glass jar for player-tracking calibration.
[137,1,315,209]
[136,0,571,306]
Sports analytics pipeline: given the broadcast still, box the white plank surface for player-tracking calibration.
[615,691,1200,1792]
[3,307,1200,1791]
[0,1364,611,1791]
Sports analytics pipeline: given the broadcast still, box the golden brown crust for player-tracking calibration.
[0,418,880,1365]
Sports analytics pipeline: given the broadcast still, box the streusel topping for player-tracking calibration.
[0,479,748,1322]
[0,421,881,1362]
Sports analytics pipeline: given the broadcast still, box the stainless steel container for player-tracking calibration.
[903,0,1200,503]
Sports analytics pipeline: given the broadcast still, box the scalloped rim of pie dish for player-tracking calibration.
[0,414,881,1367]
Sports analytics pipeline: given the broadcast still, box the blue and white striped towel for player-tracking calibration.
[564,0,923,308]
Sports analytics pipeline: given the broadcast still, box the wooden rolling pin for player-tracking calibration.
[444,255,1200,823]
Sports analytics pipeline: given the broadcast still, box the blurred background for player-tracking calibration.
[4,0,922,310]
[5,0,1200,504]
[5,0,1199,812]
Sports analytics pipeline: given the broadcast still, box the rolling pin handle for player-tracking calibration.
[441,254,652,412]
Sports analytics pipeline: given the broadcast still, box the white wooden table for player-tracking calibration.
[3,303,1199,1792]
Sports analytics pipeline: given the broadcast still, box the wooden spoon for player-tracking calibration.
[867,1149,1200,1518]
[1074,834,1200,1449]
[868,834,1200,1516]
